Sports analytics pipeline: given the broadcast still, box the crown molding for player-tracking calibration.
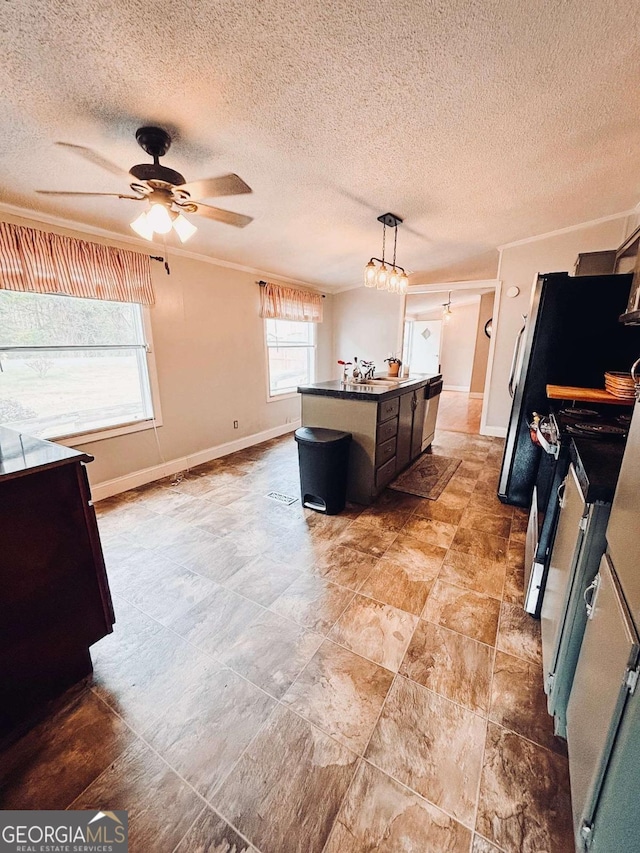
[0,201,331,294]
[497,209,635,250]
[407,279,499,293]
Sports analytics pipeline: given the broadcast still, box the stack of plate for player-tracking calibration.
[605,371,636,400]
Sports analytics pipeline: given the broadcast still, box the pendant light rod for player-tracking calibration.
[366,257,407,274]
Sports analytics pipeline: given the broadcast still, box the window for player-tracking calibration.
[0,290,156,441]
[265,318,315,397]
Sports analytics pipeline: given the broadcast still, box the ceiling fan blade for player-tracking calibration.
[180,173,252,200]
[190,203,253,228]
[55,142,127,177]
[36,190,143,199]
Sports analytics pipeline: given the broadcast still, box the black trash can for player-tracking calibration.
[294,427,352,514]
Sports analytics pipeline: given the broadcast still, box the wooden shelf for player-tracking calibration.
[547,384,635,407]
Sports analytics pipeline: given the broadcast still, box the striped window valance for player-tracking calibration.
[0,222,155,306]
[259,280,323,323]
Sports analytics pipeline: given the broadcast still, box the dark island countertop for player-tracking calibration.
[298,374,442,402]
[0,426,93,483]
[570,436,626,504]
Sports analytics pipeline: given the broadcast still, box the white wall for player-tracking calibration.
[485,214,633,432]
[470,291,493,395]
[418,300,480,390]
[332,286,404,376]
[0,211,333,491]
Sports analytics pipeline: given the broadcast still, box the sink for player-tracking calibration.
[344,378,402,388]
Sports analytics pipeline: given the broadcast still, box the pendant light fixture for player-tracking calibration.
[442,291,453,322]
[363,213,409,293]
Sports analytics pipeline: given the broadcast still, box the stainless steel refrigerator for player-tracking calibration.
[498,271,636,507]
[565,387,640,852]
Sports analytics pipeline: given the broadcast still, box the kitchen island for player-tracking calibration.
[298,374,442,504]
[0,427,114,737]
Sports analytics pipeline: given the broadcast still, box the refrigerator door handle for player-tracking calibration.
[508,316,527,398]
[631,355,640,398]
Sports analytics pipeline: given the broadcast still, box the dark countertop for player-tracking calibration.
[0,426,93,483]
[570,436,626,504]
[298,374,442,402]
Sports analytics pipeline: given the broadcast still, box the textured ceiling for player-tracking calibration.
[1,0,639,290]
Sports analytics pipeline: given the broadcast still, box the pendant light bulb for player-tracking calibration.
[399,272,409,293]
[172,213,198,243]
[364,260,377,288]
[442,290,452,321]
[389,268,400,293]
[130,211,154,241]
[376,263,388,290]
[147,203,173,235]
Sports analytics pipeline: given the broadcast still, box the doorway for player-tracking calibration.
[402,283,498,435]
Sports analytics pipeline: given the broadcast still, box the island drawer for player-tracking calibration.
[376,455,397,488]
[378,397,400,423]
[375,436,397,468]
[376,416,398,445]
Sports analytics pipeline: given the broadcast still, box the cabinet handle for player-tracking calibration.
[584,574,600,618]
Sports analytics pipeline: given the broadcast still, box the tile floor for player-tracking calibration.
[0,430,574,852]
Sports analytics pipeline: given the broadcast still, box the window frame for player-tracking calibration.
[0,295,162,446]
[264,318,317,402]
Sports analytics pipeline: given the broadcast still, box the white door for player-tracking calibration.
[410,320,441,374]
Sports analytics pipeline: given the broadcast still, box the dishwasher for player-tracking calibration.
[421,378,442,451]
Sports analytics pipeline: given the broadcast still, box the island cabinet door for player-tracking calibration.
[0,460,115,729]
[411,392,425,460]
[396,391,414,472]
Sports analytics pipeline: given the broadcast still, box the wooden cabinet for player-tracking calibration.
[396,390,414,472]
[0,428,114,737]
[411,391,426,460]
[396,389,426,473]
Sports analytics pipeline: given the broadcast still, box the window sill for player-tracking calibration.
[267,391,301,403]
[54,417,162,447]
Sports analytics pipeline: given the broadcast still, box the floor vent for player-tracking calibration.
[266,491,298,505]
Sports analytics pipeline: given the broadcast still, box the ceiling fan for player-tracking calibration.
[37,126,253,242]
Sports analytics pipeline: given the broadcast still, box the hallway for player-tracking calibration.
[437,391,483,435]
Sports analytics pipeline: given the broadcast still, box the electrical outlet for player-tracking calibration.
[233,420,239,429]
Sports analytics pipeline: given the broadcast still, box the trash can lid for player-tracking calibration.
[295,427,352,445]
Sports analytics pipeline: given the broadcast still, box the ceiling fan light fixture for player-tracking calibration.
[147,202,173,234]
[130,210,154,241]
[172,213,198,243]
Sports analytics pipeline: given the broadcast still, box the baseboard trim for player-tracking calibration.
[480,425,507,438]
[469,392,484,399]
[91,420,301,502]
[443,384,471,393]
